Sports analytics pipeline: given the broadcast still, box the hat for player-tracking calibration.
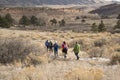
[55,41,57,43]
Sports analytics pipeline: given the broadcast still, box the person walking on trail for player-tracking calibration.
[73,42,80,60]
[45,40,49,51]
[53,41,59,58]
[49,40,53,52]
[62,41,68,59]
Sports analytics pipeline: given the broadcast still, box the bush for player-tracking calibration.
[110,52,120,65]
[59,19,66,26]
[30,15,39,26]
[0,16,10,28]
[91,23,98,32]
[39,18,46,26]
[94,38,107,47]
[98,20,106,32]
[114,19,120,29]
[0,38,46,66]
[75,16,80,20]
[50,18,57,25]
[81,19,86,23]
[64,67,103,80]
[89,47,103,57]
[117,14,120,19]
[19,15,30,26]
[4,13,14,26]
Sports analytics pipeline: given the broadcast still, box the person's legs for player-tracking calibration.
[75,53,79,60]
[64,53,67,59]
[47,46,49,51]
[64,49,67,59]
[54,51,58,58]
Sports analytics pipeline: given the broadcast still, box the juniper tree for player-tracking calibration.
[98,20,106,32]
[19,15,30,26]
[91,23,98,32]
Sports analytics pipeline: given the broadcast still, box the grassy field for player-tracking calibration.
[0,28,120,80]
[0,5,120,80]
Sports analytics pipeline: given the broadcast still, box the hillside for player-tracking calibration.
[0,0,115,6]
[89,3,120,16]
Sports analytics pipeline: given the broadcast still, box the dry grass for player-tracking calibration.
[0,37,47,66]
[64,67,104,80]
[12,66,44,80]
[110,52,120,65]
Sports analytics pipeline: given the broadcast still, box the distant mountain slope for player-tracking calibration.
[0,0,115,6]
[89,3,120,15]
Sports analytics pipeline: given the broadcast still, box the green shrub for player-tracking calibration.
[91,23,98,32]
[19,15,30,26]
[50,18,57,25]
[4,13,14,26]
[30,15,39,26]
[0,16,10,28]
[59,19,66,26]
[114,19,120,29]
[98,20,106,32]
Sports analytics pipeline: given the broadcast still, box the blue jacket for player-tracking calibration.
[45,40,49,46]
[54,43,59,51]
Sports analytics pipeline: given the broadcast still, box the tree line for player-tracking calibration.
[0,13,120,33]
[91,14,120,32]
[0,13,66,28]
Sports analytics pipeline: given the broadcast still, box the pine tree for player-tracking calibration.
[91,23,98,32]
[4,13,14,26]
[19,15,30,26]
[59,19,65,26]
[30,15,39,25]
[0,16,10,28]
[117,14,120,19]
[98,20,106,32]
[114,19,120,29]
[50,18,57,25]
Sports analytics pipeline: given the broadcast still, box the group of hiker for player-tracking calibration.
[45,40,80,60]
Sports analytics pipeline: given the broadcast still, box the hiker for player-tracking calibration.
[45,40,49,51]
[73,42,80,60]
[62,41,68,59]
[49,40,53,52]
[53,41,59,58]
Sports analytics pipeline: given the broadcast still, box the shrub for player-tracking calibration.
[19,15,30,26]
[94,38,107,47]
[59,19,66,26]
[64,67,103,80]
[117,14,120,19]
[50,18,57,25]
[81,19,86,23]
[30,15,39,26]
[0,16,10,28]
[4,13,14,26]
[98,20,106,32]
[110,52,120,65]
[114,19,120,29]
[39,18,46,26]
[89,47,103,57]
[0,38,46,66]
[91,23,98,32]
[75,16,80,20]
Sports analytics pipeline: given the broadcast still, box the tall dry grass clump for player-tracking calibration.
[12,66,44,80]
[110,52,120,65]
[64,67,104,80]
[0,38,47,66]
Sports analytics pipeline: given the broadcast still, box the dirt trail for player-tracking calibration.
[36,49,118,80]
